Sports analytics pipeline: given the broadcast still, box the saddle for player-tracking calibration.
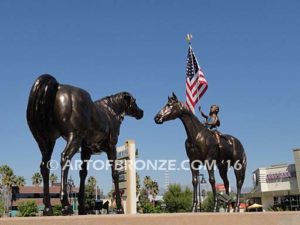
[221,135,233,145]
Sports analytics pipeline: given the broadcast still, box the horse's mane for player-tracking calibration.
[96,92,130,106]
[179,101,206,128]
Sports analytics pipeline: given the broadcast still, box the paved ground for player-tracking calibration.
[0,212,299,225]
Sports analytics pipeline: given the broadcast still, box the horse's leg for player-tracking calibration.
[108,146,124,214]
[60,133,82,215]
[39,140,55,216]
[218,164,230,212]
[206,160,218,212]
[112,160,124,214]
[190,160,199,212]
[78,144,92,215]
[234,162,246,212]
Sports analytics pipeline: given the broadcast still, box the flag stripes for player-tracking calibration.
[185,46,208,113]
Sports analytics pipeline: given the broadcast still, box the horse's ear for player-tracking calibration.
[168,96,171,102]
[172,92,177,100]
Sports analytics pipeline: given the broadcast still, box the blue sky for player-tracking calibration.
[0,0,299,194]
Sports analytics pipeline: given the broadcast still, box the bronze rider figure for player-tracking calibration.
[199,105,222,148]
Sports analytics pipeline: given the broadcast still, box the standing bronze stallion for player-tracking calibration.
[26,74,143,215]
[154,93,246,212]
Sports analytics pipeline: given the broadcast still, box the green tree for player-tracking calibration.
[85,176,96,211]
[136,173,141,197]
[138,188,148,213]
[0,165,26,215]
[150,181,159,204]
[50,173,58,186]
[141,202,161,213]
[17,200,38,217]
[14,176,26,186]
[142,176,159,203]
[163,184,192,213]
[143,176,152,193]
[11,176,26,209]
[0,200,4,216]
[0,166,25,187]
[138,176,161,213]
[138,188,161,213]
[31,172,42,186]
[87,176,96,187]
[0,165,14,187]
[201,191,215,212]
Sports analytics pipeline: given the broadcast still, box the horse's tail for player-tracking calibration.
[231,138,247,185]
[233,138,247,171]
[242,149,247,172]
[26,74,59,147]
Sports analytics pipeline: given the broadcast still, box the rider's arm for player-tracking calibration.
[199,106,208,119]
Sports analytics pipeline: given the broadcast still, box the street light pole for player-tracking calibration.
[2,186,6,217]
[95,185,98,201]
[67,176,74,210]
[198,173,206,212]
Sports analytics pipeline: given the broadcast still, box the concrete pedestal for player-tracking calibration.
[0,212,299,225]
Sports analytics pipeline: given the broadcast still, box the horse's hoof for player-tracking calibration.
[61,205,73,215]
[43,207,53,216]
[78,209,87,215]
[191,207,197,213]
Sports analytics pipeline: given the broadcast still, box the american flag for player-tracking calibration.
[186,46,208,113]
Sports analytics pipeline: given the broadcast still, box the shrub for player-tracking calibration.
[52,205,63,216]
[17,200,38,217]
[163,184,192,213]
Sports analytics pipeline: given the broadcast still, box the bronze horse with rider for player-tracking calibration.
[26,74,143,215]
[155,93,247,212]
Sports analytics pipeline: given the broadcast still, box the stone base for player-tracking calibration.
[0,212,299,225]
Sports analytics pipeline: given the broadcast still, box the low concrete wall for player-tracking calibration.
[0,212,299,225]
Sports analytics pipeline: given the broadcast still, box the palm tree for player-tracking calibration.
[0,165,14,187]
[150,181,159,204]
[10,176,26,208]
[0,166,20,193]
[50,173,58,186]
[107,187,116,209]
[143,176,154,201]
[142,176,159,205]
[136,173,141,197]
[85,176,97,210]
[0,165,26,214]
[14,176,26,187]
[0,165,14,214]
[31,172,42,186]
[87,176,96,187]
[143,176,152,193]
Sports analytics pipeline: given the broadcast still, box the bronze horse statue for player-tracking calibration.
[154,93,246,212]
[26,74,143,215]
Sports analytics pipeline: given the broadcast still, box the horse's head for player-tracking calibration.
[123,92,144,120]
[154,93,184,124]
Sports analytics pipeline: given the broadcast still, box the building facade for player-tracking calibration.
[245,149,300,211]
[11,183,79,216]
